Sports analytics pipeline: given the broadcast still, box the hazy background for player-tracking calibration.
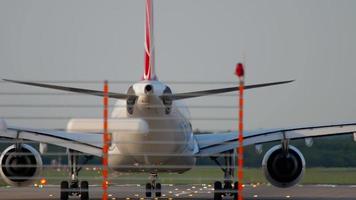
[0,0,355,132]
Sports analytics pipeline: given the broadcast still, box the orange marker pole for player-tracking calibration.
[235,63,245,200]
[102,80,109,200]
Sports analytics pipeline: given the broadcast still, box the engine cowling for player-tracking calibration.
[262,145,305,188]
[0,144,42,186]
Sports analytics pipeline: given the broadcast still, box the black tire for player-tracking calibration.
[155,183,162,197]
[214,181,223,200]
[60,181,69,200]
[233,181,239,199]
[80,181,89,200]
[145,183,152,197]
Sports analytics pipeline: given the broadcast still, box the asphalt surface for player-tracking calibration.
[1,184,356,200]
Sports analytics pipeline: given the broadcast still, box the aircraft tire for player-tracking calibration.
[80,181,89,200]
[145,183,152,197]
[155,183,162,197]
[60,181,69,200]
[233,181,239,199]
[214,181,223,200]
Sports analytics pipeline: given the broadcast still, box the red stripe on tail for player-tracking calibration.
[143,0,157,80]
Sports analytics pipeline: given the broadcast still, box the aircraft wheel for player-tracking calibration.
[155,183,162,197]
[214,181,223,200]
[145,183,152,197]
[80,181,89,200]
[224,181,233,194]
[60,181,69,200]
[233,181,239,198]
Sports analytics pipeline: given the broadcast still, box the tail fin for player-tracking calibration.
[143,0,157,80]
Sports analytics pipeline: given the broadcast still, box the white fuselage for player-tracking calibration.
[108,80,198,173]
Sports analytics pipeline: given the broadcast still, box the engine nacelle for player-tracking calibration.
[262,145,305,188]
[0,144,42,186]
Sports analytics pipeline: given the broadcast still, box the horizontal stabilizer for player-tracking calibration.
[163,80,294,100]
[3,79,128,99]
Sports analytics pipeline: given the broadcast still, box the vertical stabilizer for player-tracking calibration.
[143,0,157,80]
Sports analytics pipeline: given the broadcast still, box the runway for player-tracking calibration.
[1,184,356,200]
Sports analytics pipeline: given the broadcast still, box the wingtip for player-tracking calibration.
[2,79,19,84]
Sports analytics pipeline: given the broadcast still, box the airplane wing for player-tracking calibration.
[0,118,149,157]
[3,79,128,99]
[1,126,103,157]
[163,80,294,100]
[195,123,356,156]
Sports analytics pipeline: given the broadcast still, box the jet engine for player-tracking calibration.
[262,145,305,188]
[0,144,42,186]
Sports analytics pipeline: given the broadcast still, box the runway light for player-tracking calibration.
[49,194,53,197]
[286,195,291,198]
[108,194,113,197]
[40,178,47,185]
[253,195,258,198]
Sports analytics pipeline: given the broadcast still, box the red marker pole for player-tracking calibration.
[102,80,109,200]
[235,63,245,200]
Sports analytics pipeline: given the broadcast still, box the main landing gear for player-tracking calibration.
[60,150,93,200]
[145,173,162,198]
[211,150,238,200]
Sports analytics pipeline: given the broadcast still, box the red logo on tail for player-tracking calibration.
[143,0,157,80]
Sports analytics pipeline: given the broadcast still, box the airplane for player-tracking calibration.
[1,0,356,200]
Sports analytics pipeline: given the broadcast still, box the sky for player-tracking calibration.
[0,0,355,132]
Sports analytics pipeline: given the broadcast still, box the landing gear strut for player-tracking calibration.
[211,150,238,200]
[145,173,162,198]
[60,150,92,200]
